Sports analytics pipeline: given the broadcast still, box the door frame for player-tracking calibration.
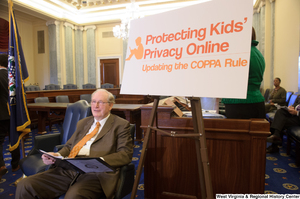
[97,56,123,88]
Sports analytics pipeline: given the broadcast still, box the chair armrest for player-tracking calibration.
[114,163,135,199]
[53,144,64,152]
[287,126,300,140]
[27,133,61,156]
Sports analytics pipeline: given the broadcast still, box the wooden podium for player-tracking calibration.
[140,104,270,199]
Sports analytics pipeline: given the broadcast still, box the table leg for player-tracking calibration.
[124,110,142,143]
[37,111,47,134]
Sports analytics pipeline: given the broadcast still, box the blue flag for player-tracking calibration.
[8,2,31,151]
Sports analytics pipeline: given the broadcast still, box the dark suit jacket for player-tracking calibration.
[291,96,300,119]
[0,69,9,121]
[58,114,133,199]
[292,96,300,109]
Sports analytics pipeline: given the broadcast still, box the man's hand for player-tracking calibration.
[42,152,59,165]
[288,106,298,115]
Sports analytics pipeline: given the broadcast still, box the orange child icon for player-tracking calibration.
[126,37,144,61]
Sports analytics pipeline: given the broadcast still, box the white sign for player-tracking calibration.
[121,0,253,98]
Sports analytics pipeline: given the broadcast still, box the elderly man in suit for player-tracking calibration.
[267,95,300,153]
[16,89,133,199]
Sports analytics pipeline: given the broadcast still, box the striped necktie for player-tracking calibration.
[68,122,100,158]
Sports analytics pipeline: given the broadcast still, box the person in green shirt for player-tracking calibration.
[222,27,265,119]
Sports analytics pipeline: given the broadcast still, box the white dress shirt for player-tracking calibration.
[77,114,110,156]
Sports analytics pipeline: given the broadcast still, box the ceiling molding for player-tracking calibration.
[74,26,84,31]
[10,0,210,25]
[84,25,97,30]
[63,22,75,29]
[46,20,60,26]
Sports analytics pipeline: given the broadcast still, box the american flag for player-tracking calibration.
[8,0,31,151]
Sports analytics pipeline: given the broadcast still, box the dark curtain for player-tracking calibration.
[0,18,9,51]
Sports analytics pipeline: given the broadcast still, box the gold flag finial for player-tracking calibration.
[8,0,13,15]
[8,0,13,6]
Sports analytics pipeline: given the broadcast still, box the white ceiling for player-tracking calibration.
[2,0,209,25]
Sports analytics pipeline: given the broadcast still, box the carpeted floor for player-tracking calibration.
[264,139,300,194]
[0,124,300,198]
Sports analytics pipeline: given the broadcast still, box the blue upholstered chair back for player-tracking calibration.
[82,83,96,89]
[26,85,40,91]
[19,100,92,177]
[34,97,49,103]
[80,94,92,103]
[286,91,294,105]
[288,94,298,107]
[45,84,60,90]
[101,83,114,89]
[61,100,92,144]
[264,88,270,102]
[63,84,77,89]
[56,95,70,103]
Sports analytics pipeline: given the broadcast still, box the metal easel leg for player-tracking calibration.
[130,97,159,199]
[190,97,214,199]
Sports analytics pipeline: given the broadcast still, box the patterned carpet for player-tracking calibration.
[264,140,300,194]
[0,124,299,198]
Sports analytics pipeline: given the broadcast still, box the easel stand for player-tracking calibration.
[131,97,213,199]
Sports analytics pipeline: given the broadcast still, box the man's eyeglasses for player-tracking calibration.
[91,100,109,105]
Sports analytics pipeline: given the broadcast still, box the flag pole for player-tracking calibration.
[7,0,31,153]
[8,0,12,43]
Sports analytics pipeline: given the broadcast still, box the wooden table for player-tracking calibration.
[27,103,144,142]
[111,104,143,142]
[140,105,270,198]
[27,103,69,134]
[26,88,152,104]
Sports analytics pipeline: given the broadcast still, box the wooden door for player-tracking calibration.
[100,59,119,87]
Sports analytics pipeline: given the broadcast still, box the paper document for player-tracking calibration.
[275,105,289,110]
[39,149,116,173]
[39,149,65,159]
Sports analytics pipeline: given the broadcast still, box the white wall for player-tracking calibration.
[32,23,50,90]
[273,0,300,92]
[263,0,272,90]
[0,5,51,90]
[95,23,124,87]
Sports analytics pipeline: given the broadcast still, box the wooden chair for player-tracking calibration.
[55,95,70,103]
[82,83,96,89]
[101,83,114,89]
[80,94,92,103]
[25,85,40,91]
[63,84,77,89]
[45,84,60,90]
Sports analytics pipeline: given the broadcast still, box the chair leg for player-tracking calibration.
[14,174,26,186]
[21,137,26,158]
[48,119,52,131]
[286,134,291,155]
[296,142,300,167]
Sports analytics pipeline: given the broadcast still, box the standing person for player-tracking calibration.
[16,89,133,199]
[222,27,266,119]
[0,54,20,180]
